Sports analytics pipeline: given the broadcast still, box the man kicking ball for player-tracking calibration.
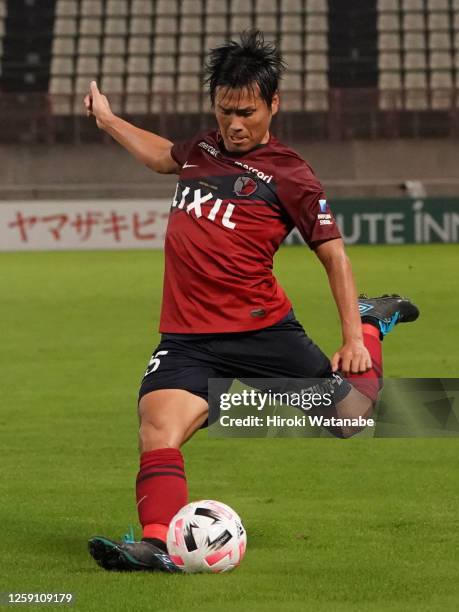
[85,31,419,573]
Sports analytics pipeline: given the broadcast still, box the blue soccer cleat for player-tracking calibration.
[358,293,419,338]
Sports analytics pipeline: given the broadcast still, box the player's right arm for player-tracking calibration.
[84,81,179,175]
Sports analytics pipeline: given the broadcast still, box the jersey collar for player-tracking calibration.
[216,131,272,158]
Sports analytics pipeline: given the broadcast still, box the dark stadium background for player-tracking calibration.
[1,0,459,201]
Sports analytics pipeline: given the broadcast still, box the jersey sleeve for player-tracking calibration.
[278,163,342,248]
[170,138,195,167]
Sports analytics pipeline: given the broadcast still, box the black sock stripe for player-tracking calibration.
[137,470,186,484]
[140,464,184,472]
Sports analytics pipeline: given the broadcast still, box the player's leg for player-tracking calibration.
[234,337,369,438]
[211,311,359,435]
[228,294,418,438]
[331,294,420,435]
[88,389,208,573]
[88,336,221,573]
[136,389,208,550]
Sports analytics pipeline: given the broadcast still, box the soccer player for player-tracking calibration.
[85,31,419,572]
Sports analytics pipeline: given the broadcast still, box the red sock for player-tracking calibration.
[136,448,187,543]
[346,324,383,402]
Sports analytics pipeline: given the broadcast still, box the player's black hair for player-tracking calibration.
[204,30,285,107]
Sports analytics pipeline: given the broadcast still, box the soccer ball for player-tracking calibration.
[167,500,247,573]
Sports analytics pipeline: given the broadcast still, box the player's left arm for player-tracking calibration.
[314,238,372,374]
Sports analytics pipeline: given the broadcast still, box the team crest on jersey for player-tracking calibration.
[234,175,258,197]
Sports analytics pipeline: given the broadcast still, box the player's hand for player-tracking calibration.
[84,81,114,129]
[331,339,372,374]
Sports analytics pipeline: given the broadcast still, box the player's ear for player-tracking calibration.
[270,93,280,117]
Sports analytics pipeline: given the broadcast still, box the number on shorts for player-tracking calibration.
[144,350,169,377]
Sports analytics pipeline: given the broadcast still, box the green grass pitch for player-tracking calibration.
[1,244,458,612]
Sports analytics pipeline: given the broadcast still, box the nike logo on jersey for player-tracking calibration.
[172,184,237,230]
[183,161,199,169]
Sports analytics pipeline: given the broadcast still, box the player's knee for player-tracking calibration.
[322,423,365,438]
[138,420,182,452]
[338,425,363,439]
[333,404,374,439]
[139,394,208,452]
[137,403,185,450]
[137,390,209,452]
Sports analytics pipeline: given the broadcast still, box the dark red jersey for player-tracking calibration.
[160,130,341,333]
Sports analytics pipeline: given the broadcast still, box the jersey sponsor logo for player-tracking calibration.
[318,213,331,220]
[319,199,328,212]
[198,141,219,157]
[233,160,273,183]
[172,183,237,230]
[197,139,273,184]
[233,176,258,197]
[319,219,332,225]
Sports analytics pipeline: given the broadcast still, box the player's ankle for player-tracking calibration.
[142,522,168,542]
[142,537,168,553]
[362,322,381,339]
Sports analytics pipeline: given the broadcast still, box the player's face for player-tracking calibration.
[214,85,279,153]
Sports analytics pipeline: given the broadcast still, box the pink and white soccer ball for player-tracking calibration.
[167,500,247,573]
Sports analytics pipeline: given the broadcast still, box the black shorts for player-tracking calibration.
[138,310,352,410]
